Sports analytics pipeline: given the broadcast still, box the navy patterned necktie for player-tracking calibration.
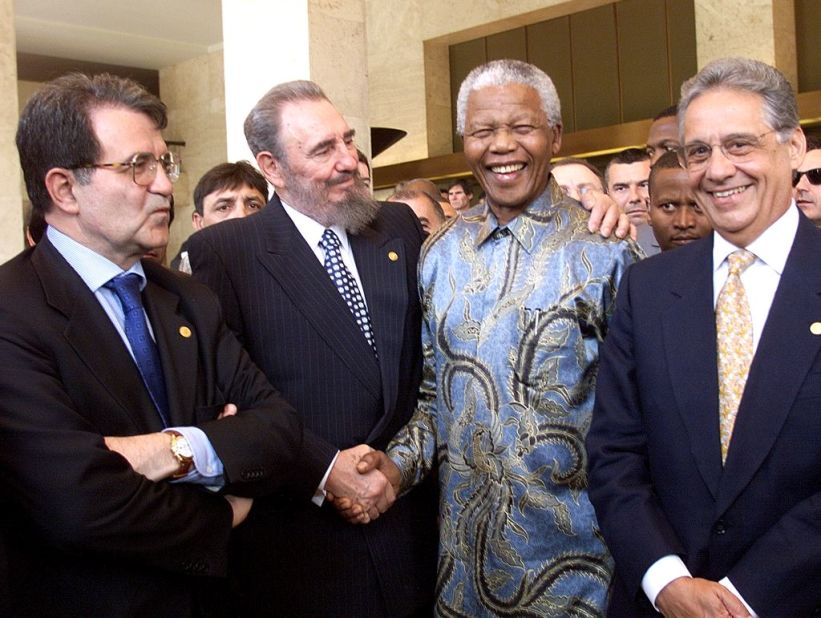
[319,229,377,354]
[105,273,170,426]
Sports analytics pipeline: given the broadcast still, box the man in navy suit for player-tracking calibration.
[588,57,821,616]
[2,72,392,617]
[187,80,438,617]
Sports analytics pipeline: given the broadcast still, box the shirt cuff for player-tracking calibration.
[164,426,224,488]
[312,450,340,507]
[719,577,758,617]
[642,554,692,610]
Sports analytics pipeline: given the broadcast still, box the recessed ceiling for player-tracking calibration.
[14,0,223,70]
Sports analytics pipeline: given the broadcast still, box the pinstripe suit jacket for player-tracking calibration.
[188,195,437,617]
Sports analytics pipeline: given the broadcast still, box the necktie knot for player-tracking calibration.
[727,249,755,276]
[320,229,342,252]
[105,273,144,313]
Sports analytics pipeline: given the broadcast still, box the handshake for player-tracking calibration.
[325,445,400,524]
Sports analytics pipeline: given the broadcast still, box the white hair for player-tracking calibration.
[456,59,562,135]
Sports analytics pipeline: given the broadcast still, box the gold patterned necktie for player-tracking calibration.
[716,249,756,463]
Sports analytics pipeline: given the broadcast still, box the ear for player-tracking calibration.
[191,211,204,231]
[550,123,563,156]
[256,151,285,191]
[787,127,807,169]
[44,168,81,215]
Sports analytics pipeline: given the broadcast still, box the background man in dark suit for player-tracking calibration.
[588,57,821,616]
[2,72,390,616]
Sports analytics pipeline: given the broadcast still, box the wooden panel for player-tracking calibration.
[486,27,527,62]
[16,52,159,95]
[616,0,670,121]
[527,18,575,133]
[449,39,486,153]
[667,0,698,102]
[570,4,620,130]
[796,0,821,92]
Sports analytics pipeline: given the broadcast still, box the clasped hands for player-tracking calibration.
[326,447,400,524]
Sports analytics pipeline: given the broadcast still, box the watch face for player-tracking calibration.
[172,434,194,459]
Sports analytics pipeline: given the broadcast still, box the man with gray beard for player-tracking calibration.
[186,80,438,616]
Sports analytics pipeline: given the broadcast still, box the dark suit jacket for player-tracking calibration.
[0,238,327,617]
[587,214,821,616]
[188,196,437,617]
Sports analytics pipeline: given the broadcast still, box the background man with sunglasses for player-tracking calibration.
[588,57,821,616]
[794,135,821,225]
[1,72,390,616]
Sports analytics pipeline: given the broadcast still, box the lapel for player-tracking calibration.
[716,216,821,513]
[33,240,164,432]
[141,266,199,429]
[661,237,724,499]
[254,196,382,399]
[350,221,409,439]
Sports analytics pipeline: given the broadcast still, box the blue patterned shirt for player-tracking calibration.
[388,180,641,616]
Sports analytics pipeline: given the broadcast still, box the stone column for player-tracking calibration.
[221,0,370,163]
[694,0,797,85]
[0,0,24,262]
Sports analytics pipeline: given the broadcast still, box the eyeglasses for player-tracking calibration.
[677,130,776,171]
[73,152,181,186]
[792,167,821,187]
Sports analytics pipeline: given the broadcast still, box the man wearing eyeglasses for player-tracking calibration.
[588,57,821,616]
[794,136,821,225]
[2,72,391,616]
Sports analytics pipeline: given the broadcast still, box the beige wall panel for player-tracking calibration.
[1,0,23,261]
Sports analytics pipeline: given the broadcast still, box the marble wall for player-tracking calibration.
[1,0,24,262]
[160,49,228,261]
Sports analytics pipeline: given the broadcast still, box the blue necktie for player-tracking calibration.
[319,229,377,355]
[105,273,170,427]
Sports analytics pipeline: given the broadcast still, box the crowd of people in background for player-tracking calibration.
[4,53,821,617]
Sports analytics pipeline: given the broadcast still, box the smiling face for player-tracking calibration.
[649,166,712,251]
[794,149,821,224]
[66,106,173,269]
[462,83,561,225]
[683,88,805,247]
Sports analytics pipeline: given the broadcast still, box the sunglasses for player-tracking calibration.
[792,167,821,187]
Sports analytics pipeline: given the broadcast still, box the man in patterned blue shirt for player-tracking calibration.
[347,59,639,615]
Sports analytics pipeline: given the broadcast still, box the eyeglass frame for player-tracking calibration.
[71,151,181,186]
[676,129,779,171]
[792,167,821,187]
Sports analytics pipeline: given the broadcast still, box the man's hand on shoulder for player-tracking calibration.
[656,577,750,618]
[578,188,635,240]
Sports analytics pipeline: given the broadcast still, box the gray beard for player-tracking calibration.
[282,171,380,234]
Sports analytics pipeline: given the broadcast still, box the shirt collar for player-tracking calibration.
[473,180,561,252]
[712,202,798,275]
[46,226,146,292]
[280,199,350,252]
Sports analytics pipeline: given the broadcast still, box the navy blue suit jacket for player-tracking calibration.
[587,214,821,615]
[188,196,437,617]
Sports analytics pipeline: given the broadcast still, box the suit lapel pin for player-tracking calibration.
[179,326,192,338]
[388,251,399,262]
[811,322,821,336]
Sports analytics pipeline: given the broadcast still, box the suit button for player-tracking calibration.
[714,520,727,535]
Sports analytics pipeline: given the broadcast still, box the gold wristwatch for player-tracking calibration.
[168,430,194,479]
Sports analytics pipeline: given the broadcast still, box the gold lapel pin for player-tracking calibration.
[388,251,399,262]
[811,322,821,336]
[179,326,192,338]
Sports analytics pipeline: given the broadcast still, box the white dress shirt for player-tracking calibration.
[641,203,800,616]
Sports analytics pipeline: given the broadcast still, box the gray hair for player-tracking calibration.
[678,57,799,143]
[244,80,328,159]
[455,59,561,135]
